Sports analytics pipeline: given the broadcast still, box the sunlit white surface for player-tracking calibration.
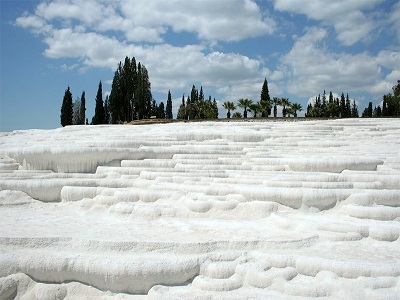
[1,119,399,299]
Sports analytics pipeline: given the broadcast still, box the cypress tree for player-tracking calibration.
[177,94,186,119]
[199,86,204,101]
[158,102,166,119]
[80,91,86,125]
[109,65,123,123]
[104,95,110,124]
[166,90,173,119]
[61,86,73,127]
[260,78,271,117]
[92,81,105,125]
[345,94,351,117]
[321,91,327,117]
[186,96,191,120]
[134,63,152,119]
[351,100,359,118]
[213,98,218,118]
[189,85,198,120]
[72,96,81,125]
[340,93,346,117]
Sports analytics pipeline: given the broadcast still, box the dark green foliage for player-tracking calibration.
[72,96,81,125]
[382,80,400,116]
[306,91,357,118]
[158,102,166,119]
[177,94,186,120]
[104,95,111,124]
[92,81,106,125]
[373,106,382,117]
[340,93,346,118]
[222,101,236,119]
[134,63,152,120]
[281,98,290,118]
[260,78,271,117]
[188,85,198,120]
[212,98,218,119]
[177,86,218,120]
[166,90,173,119]
[232,112,242,118]
[109,56,150,122]
[61,86,73,127]
[238,98,253,119]
[351,101,359,118]
[79,91,86,125]
[362,102,373,117]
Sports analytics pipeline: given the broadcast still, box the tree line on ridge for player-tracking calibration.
[60,55,400,126]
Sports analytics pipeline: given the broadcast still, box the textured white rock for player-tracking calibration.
[0,119,399,299]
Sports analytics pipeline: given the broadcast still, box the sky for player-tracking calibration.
[1,0,399,131]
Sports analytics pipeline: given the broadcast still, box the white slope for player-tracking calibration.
[0,119,399,299]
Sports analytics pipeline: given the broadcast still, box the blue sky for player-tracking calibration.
[1,0,399,131]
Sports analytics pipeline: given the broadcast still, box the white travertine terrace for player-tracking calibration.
[0,119,399,299]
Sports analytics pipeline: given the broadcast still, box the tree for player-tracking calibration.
[290,102,302,118]
[362,102,373,118]
[260,78,271,117]
[272,97,281,118]
[232,112,242,118]
[177,94,186,119]
[351,100,359,118]
[109,66,123,123]
[212,98,218,119]
[222,101,236,119]
[79,91,86,125]
[150,99,158,117]
[373,105,382,117]
[166,90,173,119]
[158,101,166,119]
[260,78,272,118]
[382,80,400,117]
[250,102,262,118]
[104,95,111,124]
[281,98,290,118]
[238,98,253,119]
[61,86,73,127]
[189,85,198,120]
[72,96,81,125]
[92,81,105,125]
[340,92,346,117]
[134,63,152,119]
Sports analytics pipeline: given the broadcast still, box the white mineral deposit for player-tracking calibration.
[0,119,399,299]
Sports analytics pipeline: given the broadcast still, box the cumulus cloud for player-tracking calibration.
[389,1,400,43]
[14,0,273,97]
[26,0,275,43]
[273,0,384,45]
[280,27,398,100]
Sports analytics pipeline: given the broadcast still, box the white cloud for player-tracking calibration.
[119,0,275,42]
[60,63,79,72]
[280,27,397,100]
[26,0,275,43]
[273,0,384,45]
[389,1,400,42]
[15,12,52,35]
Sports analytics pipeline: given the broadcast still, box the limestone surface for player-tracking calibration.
[0,119,399,299]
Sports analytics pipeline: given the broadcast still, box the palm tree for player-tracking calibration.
[281,98,290,118]
[238,98,253,119]
[250,102,262,118]
[290,102,303,118]
[232,112,242,118]
[272,97,281,118]
[222,101,236,119]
